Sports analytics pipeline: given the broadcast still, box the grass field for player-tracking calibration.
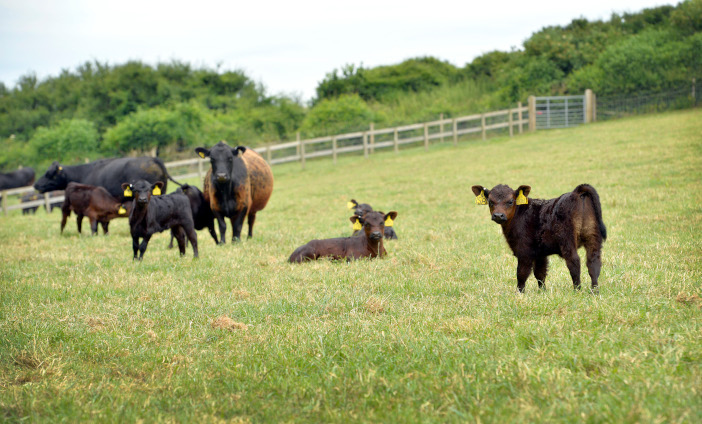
[1,109,701,423]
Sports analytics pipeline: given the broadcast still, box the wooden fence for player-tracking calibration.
[1,103,528,215]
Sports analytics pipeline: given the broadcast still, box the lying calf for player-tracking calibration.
[290,210,397,262]
[61,182,127,235]
[347,199,398,240]
[122,180,198,260]
[472,184,607,293]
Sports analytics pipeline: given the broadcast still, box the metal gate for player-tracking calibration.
[534,95,586,129]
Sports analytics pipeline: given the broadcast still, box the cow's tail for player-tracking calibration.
[154,158,183,188]
[575,184,607,241]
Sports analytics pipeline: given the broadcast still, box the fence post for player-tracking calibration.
[197,158,203,180]
[518,102,523,134]
[362,132,369,159]
[585,89,594,123]
[266,144,272,164]
[1,190,6,216]
[298,132,305,169]
[369,123,375,154]
[44,193,51,213]
[692,78,696,106]
[423,123,429,151]
[393,128,399,153]
[452,118,458,146]
[508,108,514,137]
[439,113,444,143]
[528,96,536,131]
[481,114,486,140]
[332,136,337,164]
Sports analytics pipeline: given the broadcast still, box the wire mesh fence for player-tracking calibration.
[596,79,700,122]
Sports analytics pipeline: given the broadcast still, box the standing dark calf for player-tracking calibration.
[168,184,219,248]
[289,211,397,263]
[122,180,198,260]
[472,184,607,293]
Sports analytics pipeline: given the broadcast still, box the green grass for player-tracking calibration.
[1,109,701,423]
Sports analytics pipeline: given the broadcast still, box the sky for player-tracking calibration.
[0,0,674,102]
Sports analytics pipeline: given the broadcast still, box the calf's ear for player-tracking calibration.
[472,185,489,205]
[385,211,398,227]
[121,183,133,197]
[516,185,531,205]
[195,147,210,159]
[152,181,164,196]
[347,199,358,209]
[233,146,247,156]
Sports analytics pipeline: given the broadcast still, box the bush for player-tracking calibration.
[299,94,374,137]
[27,119,99,165]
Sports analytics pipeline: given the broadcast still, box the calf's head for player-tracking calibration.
[350,211,398,241]
[347,199,373,217]
[122,180,164,208]
[34,161,67,193]
[195,141,246,184]
[472,184,530,224]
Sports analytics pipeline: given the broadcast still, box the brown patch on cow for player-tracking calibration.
[676,292,701,306]
[363,297,386,314]
[212,316,248,331]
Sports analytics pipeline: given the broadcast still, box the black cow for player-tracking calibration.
[0,168,35,191]
[122,180,198,260]
[168,184,218,248]
[34,158,180,202]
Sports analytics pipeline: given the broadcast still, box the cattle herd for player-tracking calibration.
[0,141,607,292]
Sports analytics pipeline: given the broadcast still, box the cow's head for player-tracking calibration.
[350,211,397,241]
[34,161,68,193]
[195,141,246,184]
[347,199,374,217]
[122,180,164,208]
[472,184,530,224]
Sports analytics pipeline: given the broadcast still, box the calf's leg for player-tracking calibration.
[76,214,84,234]
[173,226,187,256]
[562,247,582,290]
[516,258,533,293]
[533,256,549,290]
[132,235,140,259]
[185,226,198,258]
[89,218,98,235]
[215,214,227,245]
[138,235,152,260]
[585,239,603,292]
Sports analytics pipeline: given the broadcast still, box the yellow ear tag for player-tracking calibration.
[516,190,528,205]
[347,201,355,210]
[475,191,487,205]
[58,166,63,171]
[123,187,132,197]
[152,186,162,196]
[385,216,394,227]
[118,206,127,215]
[352,219,362,231]
[198,151,205,159]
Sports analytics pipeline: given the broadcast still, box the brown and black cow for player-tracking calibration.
[61,182,128,235]
[472,184,607,293]
[289,211,397,262]
[195,141,273,243]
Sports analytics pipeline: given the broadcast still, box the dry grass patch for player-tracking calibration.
[675,292,701,306]
[211,316,248,331]
[363,297,387,314]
